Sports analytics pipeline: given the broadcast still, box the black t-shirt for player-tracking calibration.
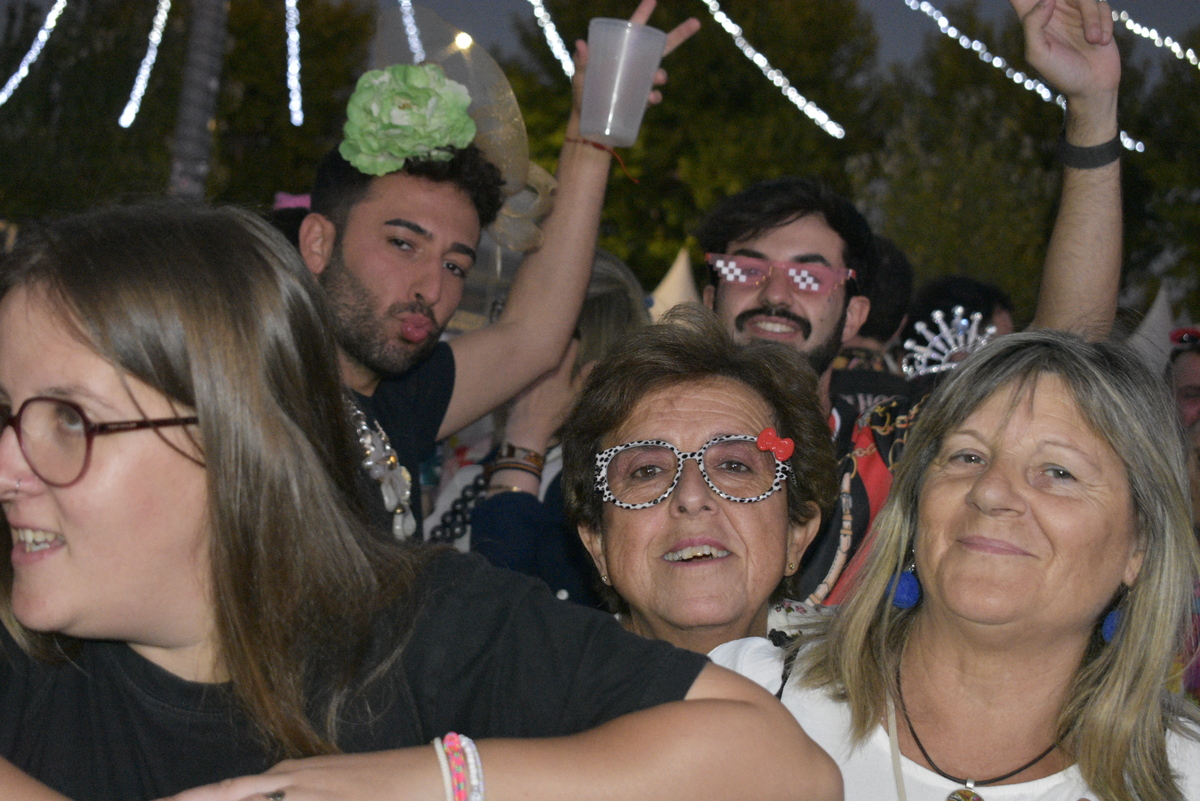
[0,551,707,800]
[352,341,456,532]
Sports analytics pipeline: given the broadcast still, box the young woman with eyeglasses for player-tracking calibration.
[0,204,839,801]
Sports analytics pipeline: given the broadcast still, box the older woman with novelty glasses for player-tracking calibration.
[714,330,1200,801]
[0,204,841,801]
[560,305,838,654]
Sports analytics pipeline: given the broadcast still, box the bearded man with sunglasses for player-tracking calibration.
[699,177,875,434]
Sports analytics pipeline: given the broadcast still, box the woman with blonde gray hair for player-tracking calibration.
[715,329,1200,800]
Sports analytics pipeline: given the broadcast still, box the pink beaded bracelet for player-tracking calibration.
[443,732,470,801]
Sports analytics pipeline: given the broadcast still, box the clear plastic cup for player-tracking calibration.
[579,18,668,147]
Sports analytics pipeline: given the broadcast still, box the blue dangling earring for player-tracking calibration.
[888,566,921,609]
[1102,607,1122,643]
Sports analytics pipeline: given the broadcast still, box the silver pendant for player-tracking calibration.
[348,401,417,540]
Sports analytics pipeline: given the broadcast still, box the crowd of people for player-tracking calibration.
[1,0,1198,799]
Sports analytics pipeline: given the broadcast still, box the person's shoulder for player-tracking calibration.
[709,636,783,693]
[1167,719,1200,791]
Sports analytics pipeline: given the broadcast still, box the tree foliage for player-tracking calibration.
[0,0,371,221]
[848,5,1065,322]
[1,1,1194,323]
[1123,23,1200,319]
[208,0,372,206]
[0,0,186,219]
[506,0,879,290]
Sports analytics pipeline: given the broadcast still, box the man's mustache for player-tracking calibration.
[733,305,811,338]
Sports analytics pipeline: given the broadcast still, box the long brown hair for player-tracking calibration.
[0,202,428,758]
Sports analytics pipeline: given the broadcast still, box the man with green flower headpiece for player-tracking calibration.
[299,5,699,535]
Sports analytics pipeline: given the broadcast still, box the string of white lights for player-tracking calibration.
[0,0,69,107]
[1113,10,1199,72]
[525,0,574,77]
[902,0,1143,152]
[118,0,172,128]
[285,0,303,125]
[399,0,425,64]
[698,0,844,138]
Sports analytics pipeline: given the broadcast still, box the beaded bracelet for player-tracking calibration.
[443,732,470,801]
[439,732,485,801]
[460,734,484,801]
[431,737,454,801]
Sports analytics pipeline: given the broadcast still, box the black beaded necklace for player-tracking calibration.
[897,673,1057,801]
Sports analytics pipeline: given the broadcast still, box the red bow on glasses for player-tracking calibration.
[756,428,794,461]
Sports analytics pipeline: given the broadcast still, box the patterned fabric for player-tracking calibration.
[794,394,926,604]
[1179,585,1200,706]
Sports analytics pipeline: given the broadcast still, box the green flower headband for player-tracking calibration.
[339,63,477,176]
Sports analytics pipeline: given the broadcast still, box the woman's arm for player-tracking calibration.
[0,758,70,801]
[159,664,841,801]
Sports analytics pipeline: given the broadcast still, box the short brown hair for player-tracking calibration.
[560,304,837,604]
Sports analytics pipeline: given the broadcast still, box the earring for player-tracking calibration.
[600,574,610,585]
[1102,607,1122,643]
[887,566,921,609]
[787,562,796,572]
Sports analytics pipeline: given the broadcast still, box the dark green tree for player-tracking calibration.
[0,0,187,219]
[847,3,1071,321]
[0,0,371,221]
[1124,23,1200,319]
[208,0,373,207]
[506,0,878,289]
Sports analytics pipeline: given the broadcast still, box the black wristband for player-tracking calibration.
[1057,131,1122,169]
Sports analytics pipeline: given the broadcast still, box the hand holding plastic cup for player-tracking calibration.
[579,18,668,147]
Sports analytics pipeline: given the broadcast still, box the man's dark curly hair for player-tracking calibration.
[696,176,876,302]
[310,145,504,233]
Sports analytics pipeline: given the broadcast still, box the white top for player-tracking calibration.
[710,637,1200,801]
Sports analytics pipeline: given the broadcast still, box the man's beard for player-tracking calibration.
[733,303,846,376]
[319,247,442,379]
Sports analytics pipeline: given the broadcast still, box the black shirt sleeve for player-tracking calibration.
[399,551,709,739]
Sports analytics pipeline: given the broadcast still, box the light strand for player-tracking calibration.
[399,0,425,64]
[525,0,574,77]
[1113,10,1199,74]
[698,0,844,138]
[902,0,1143,152]
[285,0,303,125]
[119,0,172,128]
[0,0,69,107]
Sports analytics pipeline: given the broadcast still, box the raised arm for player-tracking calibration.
[439,1,700,439]
[159,664,841,801]
[1018,0,1122,339]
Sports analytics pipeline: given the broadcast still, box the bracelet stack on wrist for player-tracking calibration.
[433,732,484,801]
[484,443,545,483]
[1057,131,1122,169]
